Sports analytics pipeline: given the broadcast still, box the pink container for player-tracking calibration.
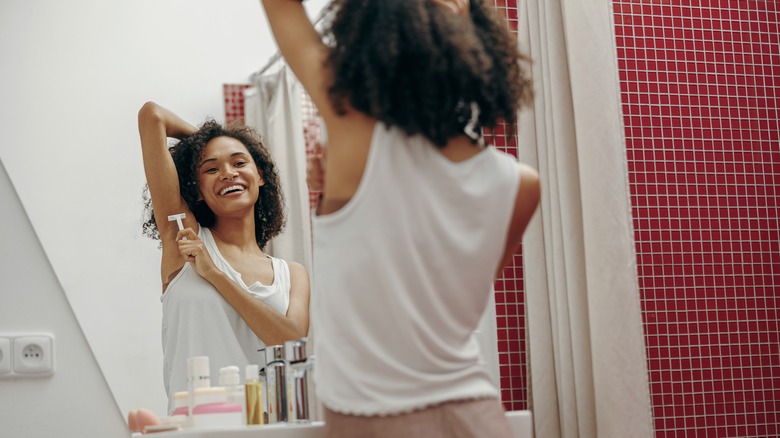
[192,402,242,415]
[190,387,244,429]
[172,391,189,416]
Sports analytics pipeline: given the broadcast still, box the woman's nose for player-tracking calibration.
[221,168,238,180]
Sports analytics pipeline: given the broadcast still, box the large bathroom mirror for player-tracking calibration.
[2,0,509,421]
[0,0,329,419]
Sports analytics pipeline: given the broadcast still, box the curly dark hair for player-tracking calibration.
[142,120,285,249]
[321,0,533,147]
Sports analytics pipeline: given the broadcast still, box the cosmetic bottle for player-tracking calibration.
[187,356,211,416]
[285,337,313,423]
[219,366,246,424]
[190,386,243,429]
[245,364,264,425]
[264,344,287,423]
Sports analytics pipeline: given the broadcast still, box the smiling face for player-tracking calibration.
[196,136,265,218]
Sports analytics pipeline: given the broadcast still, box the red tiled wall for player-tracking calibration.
[488,0,528,412]
[487,119,528,412]
[222,0,530,413]
[614,1,779,436]
[223,84,252,126]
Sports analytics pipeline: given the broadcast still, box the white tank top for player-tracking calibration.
[311,123,522,415]
[161,227,291,414]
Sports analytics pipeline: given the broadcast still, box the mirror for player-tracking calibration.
[1,0,506,420]
[0,0,329,419]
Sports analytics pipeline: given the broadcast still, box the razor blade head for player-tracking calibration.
[167,213,186,232]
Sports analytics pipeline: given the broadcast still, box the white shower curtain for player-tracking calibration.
[244,65,321,420]
[517,1,654,437]
[244,67,312,272]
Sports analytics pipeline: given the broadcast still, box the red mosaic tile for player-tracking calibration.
[615,0,780,436]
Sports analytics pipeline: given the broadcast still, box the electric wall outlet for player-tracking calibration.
[13,334,54,376]
[0,337,11,375]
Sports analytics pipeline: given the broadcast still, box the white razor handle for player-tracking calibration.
[168,213,187,240]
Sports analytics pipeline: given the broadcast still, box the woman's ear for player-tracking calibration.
[257,167,265,187]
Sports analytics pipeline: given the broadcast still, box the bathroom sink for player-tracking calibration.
[506,410,533,437]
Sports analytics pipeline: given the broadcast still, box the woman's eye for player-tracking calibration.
[205,168,218,173]
[235,161,247,167]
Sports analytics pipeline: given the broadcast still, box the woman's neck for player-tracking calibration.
[439,134,486,163]
[210,216,261,254]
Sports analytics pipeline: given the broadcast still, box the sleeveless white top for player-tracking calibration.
[161,227,291,414]
[311,123,522,415]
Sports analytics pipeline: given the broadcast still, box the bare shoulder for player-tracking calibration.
[512,162,541,230]
[286,260,307,275]
[518,162,540,197]
[495,162,541,275]
[286,261,310,285]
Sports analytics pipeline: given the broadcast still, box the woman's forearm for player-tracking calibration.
[206,270,308,345]
[138,101,196,140]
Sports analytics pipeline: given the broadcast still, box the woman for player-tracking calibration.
[138,102,310,416]
[261,0,539,436]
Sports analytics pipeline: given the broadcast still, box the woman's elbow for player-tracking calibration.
[138,101,164,126]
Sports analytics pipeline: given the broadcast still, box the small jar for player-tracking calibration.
[190,386,243,429]
[171,391,189,417]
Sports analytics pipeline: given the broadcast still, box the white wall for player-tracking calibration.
[0,160,128,437]
[0,0,327,425]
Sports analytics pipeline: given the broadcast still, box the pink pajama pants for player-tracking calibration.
[323,398,514,438]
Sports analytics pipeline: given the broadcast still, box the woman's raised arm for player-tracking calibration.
[138,102,199,243]
[260,1,338,123]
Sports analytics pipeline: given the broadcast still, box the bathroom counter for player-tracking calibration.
[149,422,325,437]
[133,411,533,437]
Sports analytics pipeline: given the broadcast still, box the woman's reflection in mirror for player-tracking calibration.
[129,102,310,430]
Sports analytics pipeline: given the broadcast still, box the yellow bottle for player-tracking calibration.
[245,364,264,425]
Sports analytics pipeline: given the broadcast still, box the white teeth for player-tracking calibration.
[219,185,245,196]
